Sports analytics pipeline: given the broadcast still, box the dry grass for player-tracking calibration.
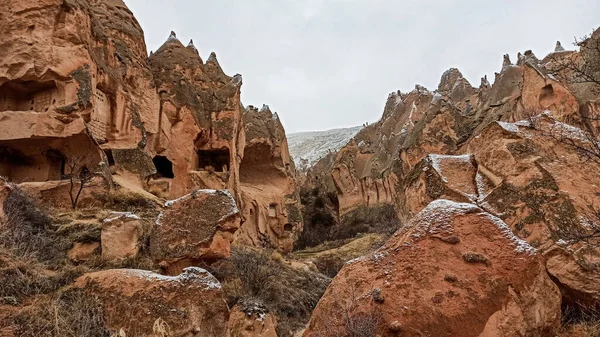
[558,305,600,337]
[209,246,331,337]
[9,289,110,337]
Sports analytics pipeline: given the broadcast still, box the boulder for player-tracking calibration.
[101,212,142,260]
[150,189,240,275]
[304,200,561,337]
[68,242,100,262]
[73,267,229,337]
[228,302,278,337]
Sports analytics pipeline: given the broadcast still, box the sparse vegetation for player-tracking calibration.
[209,246,331,337]
[558,305,600,337]
[9,289,111,337]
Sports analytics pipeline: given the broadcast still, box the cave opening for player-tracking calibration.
[197,149,230,172]
[0,146,66,182]
[284,223,293,232]
[153,156,174,178]
[0,80,59,113]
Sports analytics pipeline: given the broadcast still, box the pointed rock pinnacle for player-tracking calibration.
[168,31,178,41]
[555,41,565,52]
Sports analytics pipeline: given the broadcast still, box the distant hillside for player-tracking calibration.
[288,126,362,170]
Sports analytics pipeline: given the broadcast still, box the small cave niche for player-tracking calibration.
[0,80,59,113]
[539,84,556,107]
[153,155,174,179]
[268,203,277,218]
[283,223,293,232]
[197,148,230,173]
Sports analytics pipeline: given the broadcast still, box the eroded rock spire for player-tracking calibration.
[555,41,565,52]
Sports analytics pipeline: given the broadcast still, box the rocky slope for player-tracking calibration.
[288,126,362,170]
[302,30,600,336]
[0,0,600,336]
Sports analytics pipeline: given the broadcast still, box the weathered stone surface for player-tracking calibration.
[73,267,229,337]
[101,212,142,260]
[148,33,244,199]
[228,302,278,337]
[236,105,302,252]
[0,0,160,186]
[304,200,561,337]
[150,189,240,275]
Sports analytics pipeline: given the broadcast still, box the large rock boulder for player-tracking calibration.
[73,267,229,337]
[304,200,561,337]
[101,212,142,260]
[150,189,241,275]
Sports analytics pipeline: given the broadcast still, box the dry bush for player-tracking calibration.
[335,204,401,240]
[296,187,338,249]
[558,305,600,337]
[312,254,346,278]
[209,246,331,337]
[10,289,110,337]
[94,189,155,213]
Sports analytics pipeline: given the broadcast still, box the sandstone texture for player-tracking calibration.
[0,0,159,186]
[303,34,600,311]
[304,200,562,337]
[236,105,303,252]
[101,211,142,260]
[147,34,244,199]
[150,189,241,275]
[73,267,229,337]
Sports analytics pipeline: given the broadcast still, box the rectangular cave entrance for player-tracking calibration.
[0,146,66,182]
[153,155,174,178]
[0,80,60,113]
[197,148,230,173]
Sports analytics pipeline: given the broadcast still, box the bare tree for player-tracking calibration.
[65,156,93,209]
[549,29,600,94]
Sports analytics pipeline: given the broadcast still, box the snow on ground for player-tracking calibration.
[288,126,362,169]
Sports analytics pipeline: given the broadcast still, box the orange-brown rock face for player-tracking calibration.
[148,34,244,199]
[101,211,142,260]
[235,105,303,252]
[318,59,580,219]
[0,0,160,185]
[304,200,561,337]
[150,189,241,275]
[74,267,229,337]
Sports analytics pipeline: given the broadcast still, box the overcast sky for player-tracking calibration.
[125,0,599,133]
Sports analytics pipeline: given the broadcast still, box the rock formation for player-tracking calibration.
[304,200,562,337]
[147,33,244,199]
[150,189,241,275]
[74,267,229,337]
[236,105,302,252]
[0,0,160,190]
[101,211,142,260]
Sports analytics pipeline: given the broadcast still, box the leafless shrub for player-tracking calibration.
[558,305,600,337]
[209,246,330,337]
[321,285,382,337]
[549,29,600,94]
